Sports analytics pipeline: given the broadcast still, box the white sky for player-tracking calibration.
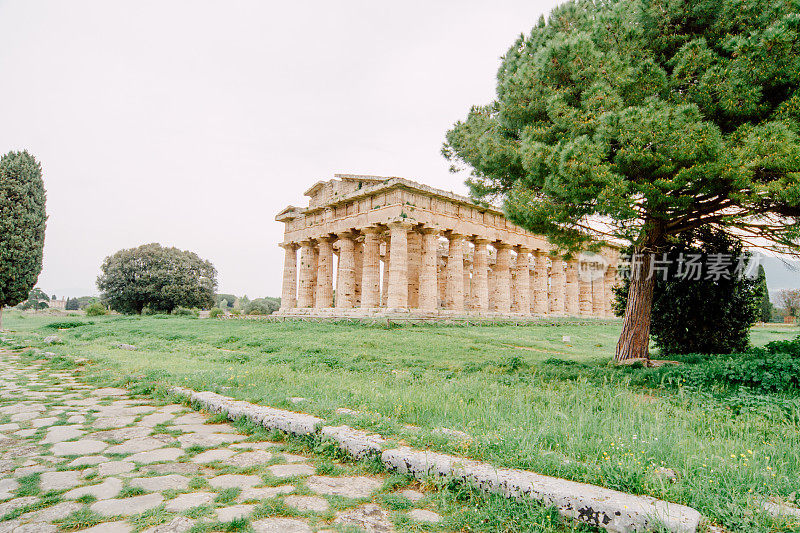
[1,0,797,298]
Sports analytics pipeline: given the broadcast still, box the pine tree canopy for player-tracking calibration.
[0,151,47,309]
[444,0,800,255]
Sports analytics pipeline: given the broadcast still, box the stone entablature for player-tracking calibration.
[276,174,618,318]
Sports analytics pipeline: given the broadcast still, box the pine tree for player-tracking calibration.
[0,151,47,329]
[444,0,800,361]
[755,264,771,323]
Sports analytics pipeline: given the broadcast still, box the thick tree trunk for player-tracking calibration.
[615,223,665,363]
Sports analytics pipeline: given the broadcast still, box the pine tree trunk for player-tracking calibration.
[615,223,665,363]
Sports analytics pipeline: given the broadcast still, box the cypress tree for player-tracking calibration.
[0,151,47,329]
[756,264,771,323]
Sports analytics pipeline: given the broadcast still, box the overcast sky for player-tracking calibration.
[1,0,797,298]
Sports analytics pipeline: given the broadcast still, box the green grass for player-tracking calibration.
[3,311,800,532]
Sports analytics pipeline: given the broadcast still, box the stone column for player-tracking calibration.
[579,259,593,316]
[279,243,298,310]
[495,243,512,313]
[533,250,549,315]
[604,265,617,317]
[297,240,316,308]
[549,256,566,315]
[315,237,334,309]
[387,222,409,309]
[353,240,363,307]
[592,268,606,317]
[381,243,390,307]
[407,231,421,309]
[446,233,465,312]
[565,259,580,315]
[513,247,531,314]
[335,232,356,309]
[360,228,381,309]
[463,258,471,310]
[419,229,439,311]
[472,239,490,312]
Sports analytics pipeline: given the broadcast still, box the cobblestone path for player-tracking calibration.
[0,352,446,533]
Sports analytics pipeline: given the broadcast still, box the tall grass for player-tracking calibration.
[4,312,800,532]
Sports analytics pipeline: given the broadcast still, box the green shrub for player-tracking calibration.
[209,308,225,318]
[640,335,800,394]
[84,303,107,317]
[44,321,92,329]
[230,309,241,316]
[172,307,198,317]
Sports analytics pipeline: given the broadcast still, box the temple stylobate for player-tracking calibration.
[275,174,619,318]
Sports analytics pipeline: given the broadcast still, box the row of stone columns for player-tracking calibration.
[280,224,615,316]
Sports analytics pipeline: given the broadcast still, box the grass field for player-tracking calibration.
[3,311,800,532]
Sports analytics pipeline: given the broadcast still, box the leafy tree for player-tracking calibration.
[244,297,281,315]
[755,264,771,323]
[18,287,50,311]
[84,302,107,316]
[97,243,217,314]
[777,289,800,318]
[0,151,47,329]
[444,0,800,361]
[613,231,760,355]
[65,297,80,311]
[215,294,236,308]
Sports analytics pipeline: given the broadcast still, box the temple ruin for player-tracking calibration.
[275,174,619,318]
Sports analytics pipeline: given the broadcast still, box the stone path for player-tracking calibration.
[0,351,446,533]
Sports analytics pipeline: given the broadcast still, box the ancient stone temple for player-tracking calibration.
[275,174,619,318]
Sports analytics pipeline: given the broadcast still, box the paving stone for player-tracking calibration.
[171,413,207,425]
[0,478,19,499]
[284,495,329,512]
[130,474,190,491]
[334,503,394,532]
[176,433,245,448]
[172,423,239,435]
[0,497,37,516]
[12,430,36,438]
[52,439,107,456]
[229,442,279,451]
[141,516,195,533]
[92,388,128,397]
[10,413,38,422]
[165,491,215,512]
[42,425,84,443]
[77,522,132,533]
[13,465,52,477]
[251,518,312,533]
[216,504,255,521]
[139,413,173,426]
[40,470,82,491]
[228,451,272,468]
[94,427,152,441]
[90,493,164,517]
[239,485,294,501]
[139,463,201,476]
[190,449,236,464]
[24,501,82,522]
[93,416,136,429]
[67,455,108,467]
[105,437,169,454]
[66,415,86,424]
[399,489,424,502]
[268,464,314,479]
[97,461,135,477]
[127,448,184,464]
[208,474,262,489]
[31,417,59,429]
[63,478,123,500]
[0,522,59,533]
[408,509,442,523]
[0,424,20,432]
[307,476,382,498]
[281,453,307,463]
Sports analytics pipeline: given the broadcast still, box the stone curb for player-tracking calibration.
[169,386,701,532]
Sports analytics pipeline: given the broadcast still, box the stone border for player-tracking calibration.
[170,387,701,532]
